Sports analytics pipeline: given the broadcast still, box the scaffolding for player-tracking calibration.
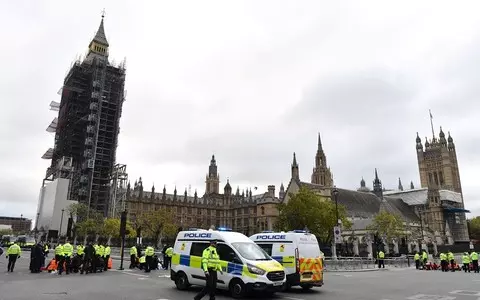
[109,164,128,218]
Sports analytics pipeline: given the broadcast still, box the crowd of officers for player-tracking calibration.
[128,244,174,273]
[413,250,480,273]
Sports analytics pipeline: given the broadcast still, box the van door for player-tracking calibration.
[189,242,209,285]
[216,243,243,288]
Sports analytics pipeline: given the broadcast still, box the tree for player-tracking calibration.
[68,203,104,242]
[0,228,13,236]
[468,217,480,240]
[367,211,405,241]
[139,209,177,248]
[276,186,351,244]
[102,218,135,244]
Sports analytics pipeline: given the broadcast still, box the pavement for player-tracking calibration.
[2,258,480,300]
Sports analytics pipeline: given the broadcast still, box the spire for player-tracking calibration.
[373,168,383,198]
[360,177,366,188]
[439,126,447,146]
[151,183,155,193]
[410,181,415,189]
[291,152,299,180]
[92,13,109,46]
[429,109,435,141]
[374,168,379,181]
[163,184,166,194]
[317,132,323,151]
[398,177,403,191]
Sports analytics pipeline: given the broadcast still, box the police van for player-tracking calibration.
[249,230,324,290]
[171,228,286,298]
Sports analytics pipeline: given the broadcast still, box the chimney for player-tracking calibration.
[267,185,275,197]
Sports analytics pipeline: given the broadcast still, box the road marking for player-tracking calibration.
[118,271,150,278]
[158,275,170,278]
[407,295,456,300]
[450,290,480,296]
[279,296,305,300]
[138,277,147,280]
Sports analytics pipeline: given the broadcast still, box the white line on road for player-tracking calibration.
[117,271,150,278]
[279,296,305,300]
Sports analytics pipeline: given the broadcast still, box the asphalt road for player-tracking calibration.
[2,257,480,300]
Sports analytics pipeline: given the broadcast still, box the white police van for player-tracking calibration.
[171,228,286,298]
[250,230,324,290]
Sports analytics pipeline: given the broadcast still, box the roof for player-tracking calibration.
[177,230,251,244]
[294,181,419,221]
[384,188,463,205]
[92,17,109,46]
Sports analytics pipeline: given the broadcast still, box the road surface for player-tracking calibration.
[1,257,480,300]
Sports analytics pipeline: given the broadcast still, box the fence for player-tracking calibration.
[324,257,411,271]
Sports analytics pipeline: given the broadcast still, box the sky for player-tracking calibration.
[1,0,480,220]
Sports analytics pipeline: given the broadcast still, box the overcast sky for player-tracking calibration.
[1,0,480,220]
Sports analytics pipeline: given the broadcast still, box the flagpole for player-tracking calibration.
[429,109,435,140]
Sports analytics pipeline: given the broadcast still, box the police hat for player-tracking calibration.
[210,239,219,244]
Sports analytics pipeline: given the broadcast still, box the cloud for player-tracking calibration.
[1,0,480,220]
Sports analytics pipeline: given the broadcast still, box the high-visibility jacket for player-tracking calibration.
[165,247,174,257]
[448,252,454,261]
[440,253,446,260]
[104,246,111,256]
[422,252,428,260]
[139,256,146,264]
[55,244,64,256]
[471,252,478,261]
[7,244,21,256]
[462,254,471,264]
[97,245,105,256]
[201,246,221,272]
[63,243,73,257]
[414,253,420,261]
[145,246,155,257]
[378,251,385,259]
[130,246,138,256]
[77,245,84,255]
[44,245,49,253]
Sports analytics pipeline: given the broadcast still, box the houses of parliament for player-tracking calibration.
[125,155,283,236]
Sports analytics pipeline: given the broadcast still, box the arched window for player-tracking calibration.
[261,206,265,215]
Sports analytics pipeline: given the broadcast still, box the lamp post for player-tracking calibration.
[332,187,340,260]
[59,209,65,238]
[34,212,40,240]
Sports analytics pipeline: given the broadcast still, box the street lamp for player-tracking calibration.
[59,209,65,238]
[331,187,340,259]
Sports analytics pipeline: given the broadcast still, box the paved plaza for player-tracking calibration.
[2,258,480,300]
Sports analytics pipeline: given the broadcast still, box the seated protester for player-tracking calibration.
[46,258,57,273]
[138,256,146,270]
[71,255,82,273]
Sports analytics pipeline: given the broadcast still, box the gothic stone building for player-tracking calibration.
[125,155,282,236]
[284,130,468,245]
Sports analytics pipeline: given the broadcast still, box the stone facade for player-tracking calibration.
[125,156,281,236]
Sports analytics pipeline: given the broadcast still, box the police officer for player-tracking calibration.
[129,245,138,269]
[377,250,385,269]
[471,250,479,273]
[145,245,155,273]
[55,243,65,275]
[462,252,471,272]
[6,241,21,272]
[440,252,447,272]
[414,252,420,269]
[164,245,173,270]
[194,239,223,300]
[63,240,74,274]
[104,245,111,271]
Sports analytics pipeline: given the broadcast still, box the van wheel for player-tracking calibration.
[229,278,246,298]
[175,272,190,290]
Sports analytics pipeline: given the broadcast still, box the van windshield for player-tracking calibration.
[232,242,271,261]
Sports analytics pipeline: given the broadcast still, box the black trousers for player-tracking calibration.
[473,260,479,273]
[8,255,18,272]
[82,258,91,274]
[450,259,455,271]
[145,256,152,272]
[129,254,136,269]
[440,260,446,271]
[415,260,419,269]
[378,259,384,268]
[64,256,72,274]
[164,257,171,270]
[195,269,218,300]
[104,255,110,271]
[464,263,470,272]
[55,254,65,274]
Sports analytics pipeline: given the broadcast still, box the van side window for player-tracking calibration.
[257,244,273,256]
[217,244,238,262]
[191,242,208,256]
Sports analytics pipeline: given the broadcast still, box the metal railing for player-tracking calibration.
[323,257,410,271]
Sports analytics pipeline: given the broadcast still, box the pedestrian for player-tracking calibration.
[377,250,385,269]
[6,241,22,272]
[194,239,223,300]
[81,241,95,274]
